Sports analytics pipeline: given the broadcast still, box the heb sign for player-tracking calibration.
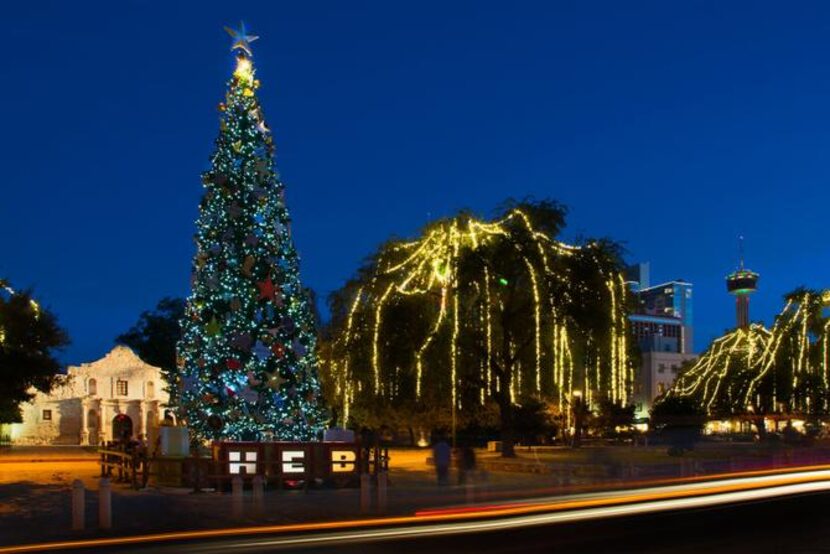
[211,441,363,484]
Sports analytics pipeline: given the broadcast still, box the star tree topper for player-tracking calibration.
[224,22,259,57]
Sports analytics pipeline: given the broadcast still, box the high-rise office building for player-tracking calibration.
[626,262,697,417]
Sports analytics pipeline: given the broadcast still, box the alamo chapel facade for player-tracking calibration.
[7,345,169,445]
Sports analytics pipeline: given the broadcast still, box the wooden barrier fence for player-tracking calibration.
[98,442,150,489]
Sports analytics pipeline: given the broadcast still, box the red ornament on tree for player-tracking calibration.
[271,342,285,358]
[257,276,277,301]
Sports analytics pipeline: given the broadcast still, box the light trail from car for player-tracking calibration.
[3,465,830,553]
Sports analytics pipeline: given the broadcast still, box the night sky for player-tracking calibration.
[3,1,829,364]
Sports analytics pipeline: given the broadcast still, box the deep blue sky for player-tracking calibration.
[2,1,829,364]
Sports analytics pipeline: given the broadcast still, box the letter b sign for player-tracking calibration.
[330,449,356,473]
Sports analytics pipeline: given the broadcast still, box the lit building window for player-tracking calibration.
[116,380,129,396]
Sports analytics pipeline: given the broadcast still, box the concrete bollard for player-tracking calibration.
[231,475,243,519]
[360,473,371,514]
[191,454,203,494]
[72,480,85,531]
[99,478,112,529]
[377,471,388,514]
[252,475,264,514]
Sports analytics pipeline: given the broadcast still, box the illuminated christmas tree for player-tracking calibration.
[178,24,326,441]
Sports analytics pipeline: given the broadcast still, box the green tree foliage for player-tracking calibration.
[513,398,557,445]
[0,281,69,423]
[321,199,633,456]
[650,396,705,455]
[592,400,636,438]
[116,297,185,404]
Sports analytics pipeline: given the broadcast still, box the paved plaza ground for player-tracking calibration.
[1,443,829,548]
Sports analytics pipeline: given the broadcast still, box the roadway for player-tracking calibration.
[184,492,829,553]
[4,465,830,553]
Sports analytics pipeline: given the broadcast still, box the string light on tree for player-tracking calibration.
[664,238,827,417]
[665,289,830,415]
[177,24,326,442]
[0,279,41,346]
[322,207,633,426]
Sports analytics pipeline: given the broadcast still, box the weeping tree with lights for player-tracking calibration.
[177,25,326,442]
[322,200,634,456]
[664,288,830,428]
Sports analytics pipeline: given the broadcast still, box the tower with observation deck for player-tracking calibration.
[726,237,759,329]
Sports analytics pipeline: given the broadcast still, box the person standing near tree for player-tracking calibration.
[432,436,451,486]
[458,445,477,485]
